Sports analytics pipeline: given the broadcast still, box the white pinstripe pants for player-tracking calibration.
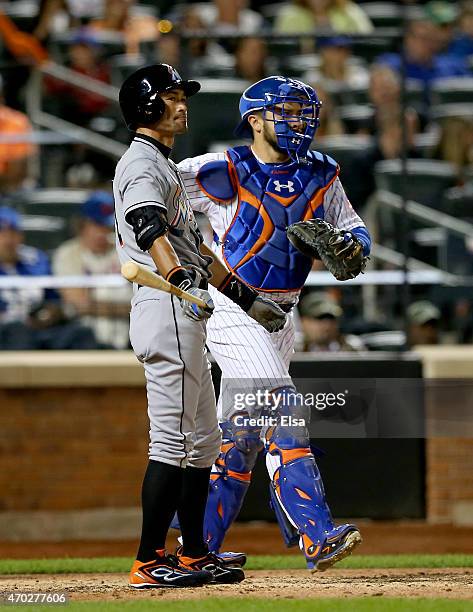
[206,285,296,422]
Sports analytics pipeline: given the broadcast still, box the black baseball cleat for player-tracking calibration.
[315,526,363,572]
[178,550,245,584]
[129,553,213,588]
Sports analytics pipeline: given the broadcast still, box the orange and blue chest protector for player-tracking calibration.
[198,145,339,292]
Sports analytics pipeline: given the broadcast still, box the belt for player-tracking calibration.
[137,278,208,290]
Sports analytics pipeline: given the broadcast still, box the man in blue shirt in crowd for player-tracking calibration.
[0,206,97,349]
[377,19,470,88]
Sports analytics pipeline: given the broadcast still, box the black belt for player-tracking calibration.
[137,278,208,290]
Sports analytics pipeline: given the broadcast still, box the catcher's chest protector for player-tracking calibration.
[224,145,338,291]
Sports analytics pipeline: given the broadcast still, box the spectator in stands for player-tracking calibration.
[407,300,441,345]
[448,0,473,59]
[34,0,102,43]
[198,0,264,35]
[304,36,369,89]
[234,37,269,81]
[90,0,159,55]
[44,29,111,126]
[361,65,421,135]
[274,0,373,34]
[52,191,131,349]
[299,292,365,352]
[453,297,473,344]
[346,65,421,206]
[432,116,473,184]
[178,5,232,77]
[0,76,36,194]
[311,83,344,137]
[425,0,459,55]
[34,0,74,43]
[0,206,97,349]
[376,19,470,91]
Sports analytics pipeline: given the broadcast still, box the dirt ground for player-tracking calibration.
[2,523,473,603]
[1,568,472,601]
[1,521,473,559]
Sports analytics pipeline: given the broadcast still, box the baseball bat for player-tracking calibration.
[121,261,209,309]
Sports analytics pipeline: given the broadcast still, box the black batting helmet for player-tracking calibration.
[119,64,201,131]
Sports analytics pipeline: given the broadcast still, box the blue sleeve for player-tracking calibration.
[38,252,61,302]
[351,226,371,256]
[375,53,401,73]
[32,249,52,275]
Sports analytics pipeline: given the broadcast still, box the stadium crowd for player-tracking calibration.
[0,0,472,350]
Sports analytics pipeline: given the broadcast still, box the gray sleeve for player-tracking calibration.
[120,159,169,215]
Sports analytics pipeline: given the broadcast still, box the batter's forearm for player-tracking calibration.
[149,235,181,279]
[200,243,230,288]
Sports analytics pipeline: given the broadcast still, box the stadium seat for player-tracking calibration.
[363,3,403,28]
[110,54,147,87]
[405,80,424,108]
[431,77,473,105]
[20,215,69,253]
[260,3,283,26]
[178,79,245,157]
[268,40,303,61]
[339,105,374,134]
[50,32,126,63]
[9,189,91,241]
[442,185,473,219]
[350,35,398,63]
[374,159,457,206]
[1,1,38,34]
[430,103,473,121]
[315,135,373,204]
[316,135,373,168]
[359,330,405,351]
[414,131,439,157]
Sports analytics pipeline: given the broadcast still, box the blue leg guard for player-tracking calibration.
[265,387,337,569]
[204,420,262,552]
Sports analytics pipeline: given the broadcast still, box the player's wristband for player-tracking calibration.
[166,266,195,291]
[218,272,257,312]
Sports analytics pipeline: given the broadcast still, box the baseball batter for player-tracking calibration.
[114,65,286,589]
[176,76,372,571]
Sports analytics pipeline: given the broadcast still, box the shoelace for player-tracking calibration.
[165,554,181,568]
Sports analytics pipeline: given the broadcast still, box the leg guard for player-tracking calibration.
[204,421,262,552]
[265,386,335,569]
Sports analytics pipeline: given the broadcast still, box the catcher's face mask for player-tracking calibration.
[263,83,321,162]
[235,76,321,163]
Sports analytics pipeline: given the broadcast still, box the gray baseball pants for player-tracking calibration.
[129,286,221,468]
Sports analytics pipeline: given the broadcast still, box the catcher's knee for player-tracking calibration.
[218,421,261,474]
[266,386,311,452]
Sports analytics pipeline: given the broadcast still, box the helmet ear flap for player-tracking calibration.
[135,96,166,127]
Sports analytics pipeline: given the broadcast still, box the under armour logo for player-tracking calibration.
[291,138,301,144]
[274,180,295,193]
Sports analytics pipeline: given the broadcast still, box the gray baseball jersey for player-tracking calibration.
[113,132,220,469]
[114,133,211,283]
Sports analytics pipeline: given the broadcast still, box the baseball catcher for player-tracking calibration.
[287,218,368,281]
[174,75,371,572]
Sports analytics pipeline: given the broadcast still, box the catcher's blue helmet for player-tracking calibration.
[234,76,321,161]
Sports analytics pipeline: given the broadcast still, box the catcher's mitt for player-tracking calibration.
[287,219,368,281]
